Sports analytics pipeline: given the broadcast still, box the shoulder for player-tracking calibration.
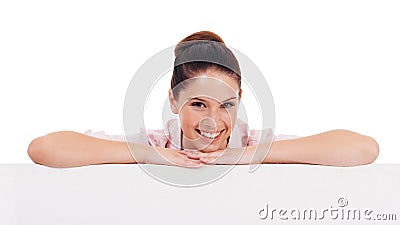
[84,119,181,148]
[84,128,171,147]
[274,134,301,141]
[228,119,301,147]
[139,119,181,149]
[228,118,274,147]
[83,130,126,142]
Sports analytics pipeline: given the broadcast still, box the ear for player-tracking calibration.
[238,88,242,101]
[168,89,179,114]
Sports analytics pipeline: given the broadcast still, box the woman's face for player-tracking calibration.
[169,69,241,152]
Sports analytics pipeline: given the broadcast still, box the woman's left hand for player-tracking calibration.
[180,146,264,165]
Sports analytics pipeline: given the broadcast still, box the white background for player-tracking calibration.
[0,0,399,163]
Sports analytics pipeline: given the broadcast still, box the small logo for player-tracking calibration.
[337,197,348,207]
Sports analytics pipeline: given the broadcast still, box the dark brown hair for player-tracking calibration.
[171,31,241,98]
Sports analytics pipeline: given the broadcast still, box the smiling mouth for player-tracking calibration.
[195,128,224,139]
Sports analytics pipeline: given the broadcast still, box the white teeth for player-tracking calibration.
[200,130,221,139]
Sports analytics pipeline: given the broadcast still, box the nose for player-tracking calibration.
[200,107,225,130]
[199,116,217,132]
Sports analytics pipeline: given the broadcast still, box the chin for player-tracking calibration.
[198,147,219,153]
[196,141,227,152]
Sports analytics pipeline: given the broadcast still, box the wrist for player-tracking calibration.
[247,142,274,164]
[125,142,151,164]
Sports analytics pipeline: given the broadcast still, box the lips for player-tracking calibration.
[195,128,225,140]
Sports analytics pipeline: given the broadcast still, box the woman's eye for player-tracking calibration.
[191,102,206,108]
[221,102,234,108]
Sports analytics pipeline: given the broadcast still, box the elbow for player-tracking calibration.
[333,129,379,167]
[345,131,379,166]
[27,136,48,166]
[359,135,379,165]
[28,135,60,167]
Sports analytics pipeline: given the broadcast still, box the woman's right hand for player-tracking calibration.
[134,145,205,168]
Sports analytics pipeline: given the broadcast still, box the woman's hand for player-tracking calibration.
[180,146,262,165]
[140,146,205,168]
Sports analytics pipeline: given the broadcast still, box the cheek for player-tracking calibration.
[179,108,202,128]
[222,108,237,127]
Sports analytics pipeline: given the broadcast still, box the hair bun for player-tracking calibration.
[174,31,225,57]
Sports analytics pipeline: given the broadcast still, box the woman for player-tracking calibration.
[27,31,379,168]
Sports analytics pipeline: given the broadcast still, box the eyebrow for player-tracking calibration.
[191,96,237,102]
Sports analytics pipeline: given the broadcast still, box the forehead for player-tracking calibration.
[176,75,239,105]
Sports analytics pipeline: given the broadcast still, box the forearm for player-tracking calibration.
[28,131,137,168]
[261,129,379,166]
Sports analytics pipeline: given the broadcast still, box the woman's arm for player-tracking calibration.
[27,131,137,168]
[28,131,204,168]
[183,129,379,167]
[263,129,379,166]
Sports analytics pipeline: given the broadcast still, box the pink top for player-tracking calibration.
[84,118,300,149]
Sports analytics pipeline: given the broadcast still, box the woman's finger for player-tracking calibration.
[173,154,204,167]
[179,158,204,168]
[181,150,202,158]
[186,152,209,159]
[186,150,224,159]
[200,157,221,164]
